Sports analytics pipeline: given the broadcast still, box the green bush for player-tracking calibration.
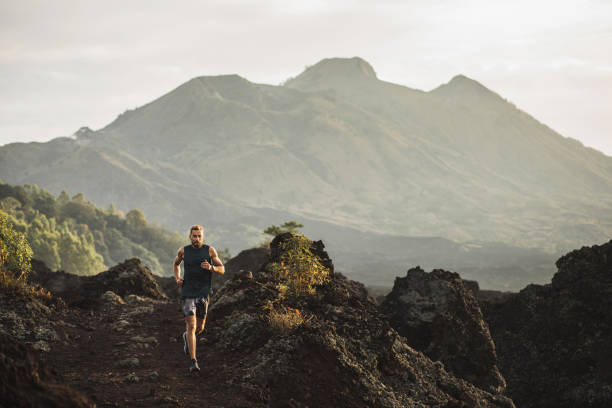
[263,221,304,236]
[0,210,33,280]
[267,233,330,299]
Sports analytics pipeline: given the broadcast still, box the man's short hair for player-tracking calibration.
[190,225,204,234]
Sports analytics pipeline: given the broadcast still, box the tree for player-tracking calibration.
[71,192,85,203]
[0,197,22,212]
[58,226,105,275]
[126,209,147,228]
[26,213,61,270]
[32,188,58,218]
[57,190,70,205]
[0,211,33,277]
[263,221,304,236]
[106,203,117,215]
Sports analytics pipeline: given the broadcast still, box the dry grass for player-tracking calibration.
[266,306,312,334]
[0,268,27,294]
[0,268,64,308]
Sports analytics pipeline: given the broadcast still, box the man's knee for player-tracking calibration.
[185,317,196,332]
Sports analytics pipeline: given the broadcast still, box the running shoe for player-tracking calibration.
[189,359,200,373]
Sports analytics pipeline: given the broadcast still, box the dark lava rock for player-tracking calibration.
[153,274,179,299]
[483,239,612,408]
[380,266,506,395]
[206,237,514,407]
[30,258,167,307]
[0,263,65,349]
[216,246,270,287]
[460,279,513,306]
[0,333,94,408]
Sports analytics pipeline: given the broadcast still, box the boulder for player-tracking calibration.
[215,247,270,287]
[380,266,506,394]
[30,258,167,307]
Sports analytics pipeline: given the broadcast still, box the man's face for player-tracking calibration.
[190,230,203,248]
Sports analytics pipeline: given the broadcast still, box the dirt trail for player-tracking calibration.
[45,298,255,408]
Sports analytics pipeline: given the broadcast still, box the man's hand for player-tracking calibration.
[176,277,184,286]
[201,260,214,271]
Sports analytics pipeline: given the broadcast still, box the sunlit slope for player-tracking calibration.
[2,57,612,254]
[285,57,612,249]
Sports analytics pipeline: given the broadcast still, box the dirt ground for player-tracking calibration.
[44,299,259,408]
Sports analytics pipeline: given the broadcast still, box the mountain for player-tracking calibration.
[2,56,612,290]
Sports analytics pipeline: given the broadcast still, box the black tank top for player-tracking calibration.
[181,244,212,298]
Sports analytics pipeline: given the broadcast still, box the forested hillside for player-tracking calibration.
[0,182,187,276]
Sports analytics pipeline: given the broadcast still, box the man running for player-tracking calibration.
[173,224,225,373]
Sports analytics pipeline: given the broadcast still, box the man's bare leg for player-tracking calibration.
[185,315,197,360]
[195,315,207,336]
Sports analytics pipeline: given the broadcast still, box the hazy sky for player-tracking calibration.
[1,0,611,155]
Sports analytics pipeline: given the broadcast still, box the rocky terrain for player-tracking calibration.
[5,235,612,407]
[29,258,168,307]
[213,246,270,287]
[1,236,516,407]
[380,267,506,395]
[482,239,612,408]
[0,284,94,408]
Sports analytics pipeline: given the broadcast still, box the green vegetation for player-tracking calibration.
[259,221,304,249]
[0,211,33,279]
[267,233,330,299]
[263,233,330,333]
[0,183,185,276]
[263,221,304,237]
[0,211,60,304]
[0,211,32,294]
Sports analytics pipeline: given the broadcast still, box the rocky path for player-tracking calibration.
[45,295,256,408]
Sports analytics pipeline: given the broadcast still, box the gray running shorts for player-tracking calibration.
[181,296,209,318]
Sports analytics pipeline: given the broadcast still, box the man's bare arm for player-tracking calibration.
[202,246,225,275]
[173,247,184,285]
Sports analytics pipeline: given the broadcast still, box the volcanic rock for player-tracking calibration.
[153,274,179,298]
[205,237,514,407]
[0,333,94,407]
[215,246,270,287]
[380,266,506,394]
[30,258,167,307]
[483,239,612,408]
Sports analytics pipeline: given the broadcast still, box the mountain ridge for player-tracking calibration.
[2,56,611,290]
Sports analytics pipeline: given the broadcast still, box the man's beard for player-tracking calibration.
[191,241,203,248]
